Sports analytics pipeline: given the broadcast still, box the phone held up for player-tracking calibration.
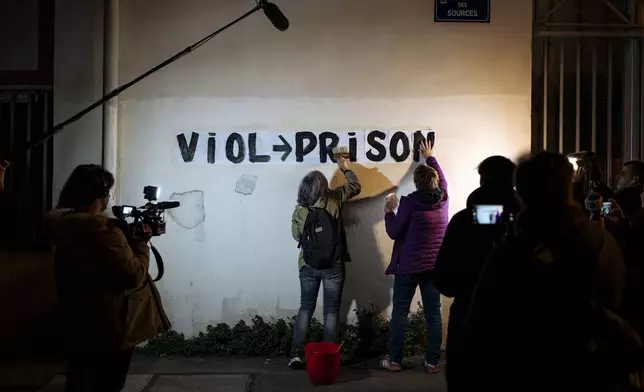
[601,202,611,215]
[472,204,509,225]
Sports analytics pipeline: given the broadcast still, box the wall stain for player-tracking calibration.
[168,190,205,229]
[169,190,206,242]
[235,174,258,195]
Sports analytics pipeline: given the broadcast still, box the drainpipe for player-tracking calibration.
[103,0,119,204]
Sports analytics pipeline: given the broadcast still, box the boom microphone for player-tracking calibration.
[6,2,289,161]
[585,191,603,222]
[260,0,290,31]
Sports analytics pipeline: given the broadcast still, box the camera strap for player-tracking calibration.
[149,242,165,282]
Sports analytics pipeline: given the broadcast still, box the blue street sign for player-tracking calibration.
[435,0,490,23]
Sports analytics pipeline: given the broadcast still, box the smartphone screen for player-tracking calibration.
[473,205,504,225]
[602,202,611,215]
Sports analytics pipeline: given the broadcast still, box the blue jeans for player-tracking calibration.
[388,271,442,365]
[290,263,345,357]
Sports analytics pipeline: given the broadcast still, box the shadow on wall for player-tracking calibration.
[330,163,415,319]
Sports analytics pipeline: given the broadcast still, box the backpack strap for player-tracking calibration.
[297,206,316,249]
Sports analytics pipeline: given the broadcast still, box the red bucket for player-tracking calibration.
[304,342,341,386]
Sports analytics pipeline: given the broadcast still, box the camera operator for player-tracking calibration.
[45,164,170,392]
[571,152,614,212]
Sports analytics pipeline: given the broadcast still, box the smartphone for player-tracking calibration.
[602,202,611,215]
[473,205,504,225]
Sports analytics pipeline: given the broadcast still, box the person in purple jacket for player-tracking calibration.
[380,140,448,373]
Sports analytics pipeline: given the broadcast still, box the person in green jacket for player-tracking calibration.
[288,156,361,369]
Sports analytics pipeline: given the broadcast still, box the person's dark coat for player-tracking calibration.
[433,185,519,390]
[45,209,171,353]
[0,190,23,241]
[435,185,520,313]
[467,204,625,392]
[619,210,644,332]
[617,210,644,389]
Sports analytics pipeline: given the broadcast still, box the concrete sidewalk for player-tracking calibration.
[3,355,447,392]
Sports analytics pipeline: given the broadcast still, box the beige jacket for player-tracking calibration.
[45,210,171,352]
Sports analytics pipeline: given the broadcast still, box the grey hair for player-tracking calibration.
[297,170,329,207]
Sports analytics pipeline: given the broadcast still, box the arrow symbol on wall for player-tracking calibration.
[272,135,292,161]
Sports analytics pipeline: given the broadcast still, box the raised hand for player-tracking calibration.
[337,156,350,172]
[419,140,433,159]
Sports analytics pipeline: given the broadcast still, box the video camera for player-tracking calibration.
[112,185,180,237]
[568,151,604,192]
[568,151,599,174]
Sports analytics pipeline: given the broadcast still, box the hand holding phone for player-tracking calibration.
[601,202,611,215]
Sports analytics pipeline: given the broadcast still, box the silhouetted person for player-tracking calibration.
[617,160,644,192]
[467,152,626,392]
[604,186,644,390]
[45,164,171,392]
[610,160,644,240]
[289,156,361,369]
[572,153,613,211]
[380,140,447,374]
[434,155,519,391]
[605,163,644,248]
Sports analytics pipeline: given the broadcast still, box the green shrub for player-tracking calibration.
[140,304,429,360]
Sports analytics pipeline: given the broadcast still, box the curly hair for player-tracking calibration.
[297,170,329,207]
[414,165,439,193]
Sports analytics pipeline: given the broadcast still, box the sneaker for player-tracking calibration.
[424,360,440,374]
[288,356,304,369]
[380,356,402,372]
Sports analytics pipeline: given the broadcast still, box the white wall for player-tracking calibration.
[53,0,104,198]
[54,0,532,336]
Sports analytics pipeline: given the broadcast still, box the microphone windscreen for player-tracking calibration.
[262,2,289,31]
[584,192,602,212]
[157,201,181,209]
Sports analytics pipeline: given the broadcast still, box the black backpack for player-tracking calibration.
[298,207,341,270]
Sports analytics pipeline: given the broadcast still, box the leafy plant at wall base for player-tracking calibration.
[351,306,390,358]
[140,304,429,360]
[404,303,428,357]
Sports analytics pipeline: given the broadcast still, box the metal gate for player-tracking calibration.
[532,0,643,185]
[0,88,53,239]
